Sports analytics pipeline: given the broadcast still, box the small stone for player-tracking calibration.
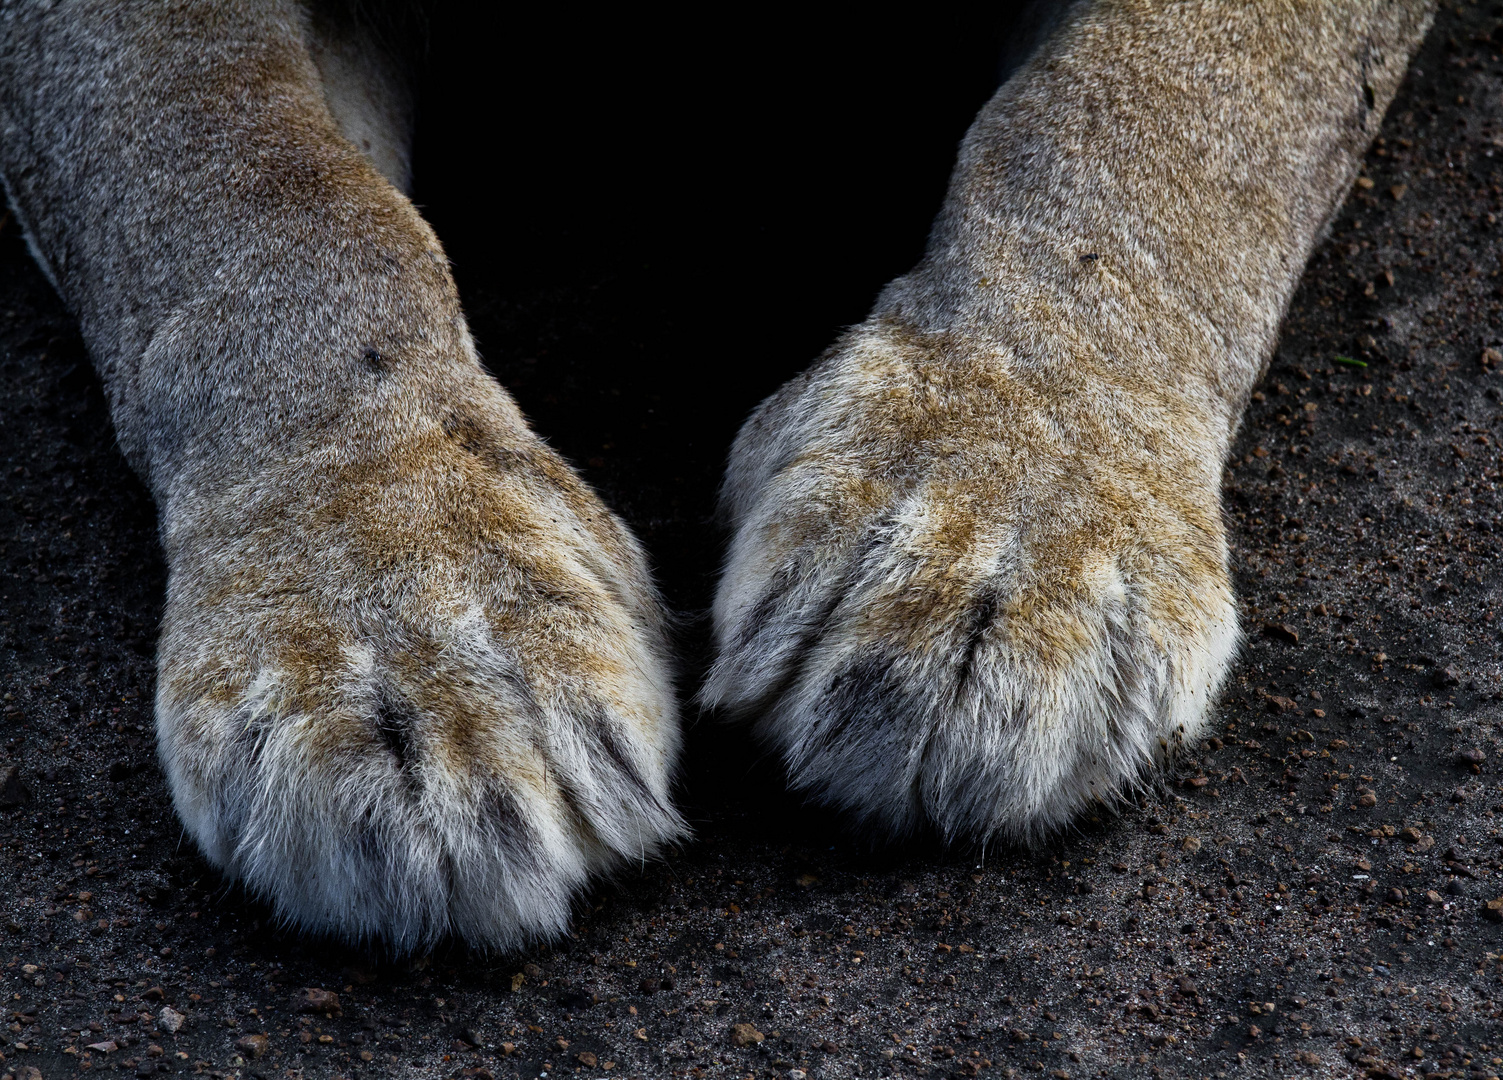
[1265,694,1298,714]
[577,1051,598,1067]
[730,1023,765,1047]
[1389,183,1407,200]
[1425,890,1444,905]
[141,986,164,1002]
[1181,836,1202,853]
[1399,827,1423,843]
[1483,898,1503,923]
[87,1039,119,1053]
[157,1007,186,1034]
[292,988,341,1016]
[16,1067,44,1080]
[0,763,29,807]
[134,1061,159,1078]
[235,1034,269,1059]
[1356,792,1378,808]
[1261,623,1299,645]
[1434,665,1462,688]
[1483,347,1502,371]
[509,972,524,992]
[1459,748,1486,766]
[638,976,660,993]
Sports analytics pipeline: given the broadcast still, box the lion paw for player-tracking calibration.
[155,389,684,951]
[705,322,1238,843]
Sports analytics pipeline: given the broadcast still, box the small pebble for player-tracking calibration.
[292,988,341,1016]
[234,1034,268,1059]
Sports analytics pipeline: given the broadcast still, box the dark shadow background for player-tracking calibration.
[409,7,1030,828]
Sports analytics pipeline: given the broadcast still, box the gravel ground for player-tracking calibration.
[3,5,1503,1080]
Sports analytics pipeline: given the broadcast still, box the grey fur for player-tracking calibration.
[0,0,1439,948]
[0,0,685,952]
[706,0,1435,843]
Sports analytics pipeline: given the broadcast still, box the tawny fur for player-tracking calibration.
[0,0,685,952]
[705,0,1434,843]
[0,0,1441,948]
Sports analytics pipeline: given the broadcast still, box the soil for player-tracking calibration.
[1,5,1502,1080]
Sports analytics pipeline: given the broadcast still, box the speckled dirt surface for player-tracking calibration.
[2,6,1503,1080]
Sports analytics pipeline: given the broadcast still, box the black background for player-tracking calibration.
[411,8,1019,600]
[409,7,1027,815]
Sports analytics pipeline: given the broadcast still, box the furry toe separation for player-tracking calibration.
[159,659,685,953]
[150,408,687,953]
[705,572,1237,844]
[703,337,1240,845]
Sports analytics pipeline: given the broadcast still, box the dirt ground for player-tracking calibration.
[3,4,1503,1080]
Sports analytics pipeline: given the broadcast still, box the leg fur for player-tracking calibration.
[706,0,1434,843]
[307,0,416,194]
[0,1,684,950]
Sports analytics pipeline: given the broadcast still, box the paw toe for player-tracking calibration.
[707,349,1238,843]
[161,658,684,951]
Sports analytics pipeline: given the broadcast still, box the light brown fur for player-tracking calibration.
[0,0,1437,947]
[0,0,684,950]
[706,0,1434,840]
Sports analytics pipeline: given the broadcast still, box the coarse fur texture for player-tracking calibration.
[704,0,1435,844]
[0,0,1439,949]
[0,0,685,952]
